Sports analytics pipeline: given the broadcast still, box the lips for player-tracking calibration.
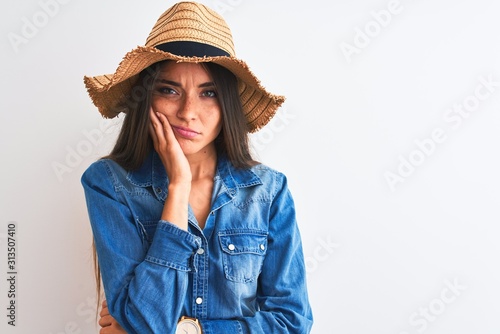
[172,125,200,139]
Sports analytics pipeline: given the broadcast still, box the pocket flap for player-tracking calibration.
[219,230,268,255]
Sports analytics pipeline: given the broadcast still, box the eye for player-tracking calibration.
[201,90,217,98]
[155,86,177,95]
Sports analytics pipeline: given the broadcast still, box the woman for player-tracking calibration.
[82,2,313,333]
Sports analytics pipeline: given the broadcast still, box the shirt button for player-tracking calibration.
[260,244,265,251]
[197,248,205,255]
[195,297,203,305]
[228,244,235,251]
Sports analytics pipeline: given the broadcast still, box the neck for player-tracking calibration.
[186,145,218,181]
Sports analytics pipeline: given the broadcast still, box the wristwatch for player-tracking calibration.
[176,316,203,334]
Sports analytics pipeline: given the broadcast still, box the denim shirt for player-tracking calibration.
[81,151,313,334]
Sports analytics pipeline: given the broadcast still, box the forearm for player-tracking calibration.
[161,183,190,230]
[199,308,313,334]
[102,221,201,333]
[82,161,200,333]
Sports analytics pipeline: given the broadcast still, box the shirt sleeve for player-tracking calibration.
[200,172,314,334]
[81,160,201,334]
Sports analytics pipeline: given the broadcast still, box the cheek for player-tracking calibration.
[210,110,223,133]
[151,98,176,117]
[199,105,221,124]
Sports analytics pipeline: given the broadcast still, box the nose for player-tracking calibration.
[176,93,197,121]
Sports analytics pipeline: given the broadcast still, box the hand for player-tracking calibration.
[149,108,191,230]
[149,108,192,186]
[99,300,127,334]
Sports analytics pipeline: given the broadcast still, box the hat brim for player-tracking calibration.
[84,46,284,133]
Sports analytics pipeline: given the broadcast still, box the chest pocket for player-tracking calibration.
[218,230,268,283]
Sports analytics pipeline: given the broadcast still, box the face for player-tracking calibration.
[151,61,222,158]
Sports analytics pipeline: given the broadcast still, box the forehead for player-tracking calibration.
[157,61,212,81]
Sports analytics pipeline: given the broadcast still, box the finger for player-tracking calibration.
[155,111,177,143]
[149,108,165,137]
[98,314,113,327]
[100,308,109,318]
[114,322,125,331]
[100,323,126,334]
[100,326,118,334]
[149,123,158,149]
[149,106,159,126]
[99,304,109,317]
[149,108,165,149]
[102,300,107,308]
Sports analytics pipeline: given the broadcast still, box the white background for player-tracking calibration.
[1,0,499,333]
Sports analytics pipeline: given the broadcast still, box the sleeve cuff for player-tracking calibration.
[199,319,246,334]
[145,220,202,271]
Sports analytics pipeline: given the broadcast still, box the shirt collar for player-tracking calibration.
[126,150,263,200]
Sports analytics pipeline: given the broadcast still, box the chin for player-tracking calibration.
[178,142,202,155]
[181,141,217,158]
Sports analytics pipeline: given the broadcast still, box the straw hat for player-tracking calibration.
[83,1,284,133]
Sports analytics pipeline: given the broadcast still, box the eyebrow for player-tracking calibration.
[155,79,215,88]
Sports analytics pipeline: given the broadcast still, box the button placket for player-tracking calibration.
[192,237,208,319]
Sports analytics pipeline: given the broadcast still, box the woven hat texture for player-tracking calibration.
[83,1,284,132]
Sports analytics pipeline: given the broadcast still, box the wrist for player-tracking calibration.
[168,182,191,193]
[161,183,191,230]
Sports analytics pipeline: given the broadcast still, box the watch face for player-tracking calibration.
[176,319,201,334]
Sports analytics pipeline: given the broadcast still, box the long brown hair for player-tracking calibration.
[93,60,258,313]
[105,60,257,169]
